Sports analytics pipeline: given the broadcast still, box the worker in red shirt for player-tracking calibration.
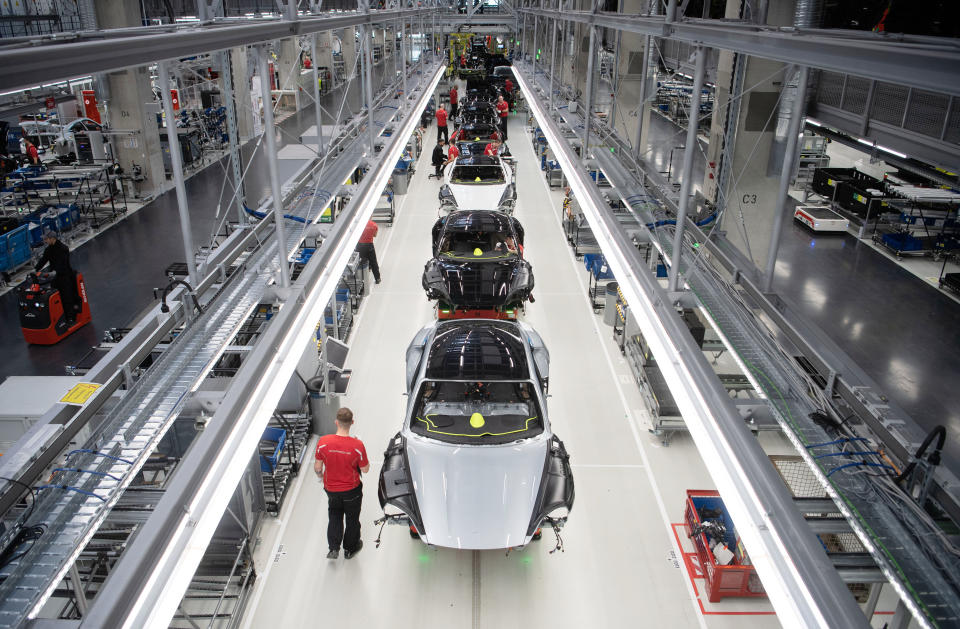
[444,141,460,168]
[449,84,459,119]
[495,94,509,141]
[356,218,381,284]
[315,407,370,559]
[23,138,40,166]
[504,78,513,94]
[483,139,501,156]
[435,105,449,144]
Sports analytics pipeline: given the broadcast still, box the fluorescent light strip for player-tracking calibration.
[515,66,851,629]
[120,62,444,629]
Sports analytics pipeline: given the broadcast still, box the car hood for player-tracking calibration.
[423,255,532,308]
[448,183,507,209]
[406,436,547,549]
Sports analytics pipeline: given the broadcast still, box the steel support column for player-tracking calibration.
[581,25,598,164]
[255,45,292,288]
[360,25,377,152]
[311,34,326,157]
[763,64,809,293]
[158,60,199,286]
[219,50,247,225]
[548,7,558,110]
[666,45,705,293]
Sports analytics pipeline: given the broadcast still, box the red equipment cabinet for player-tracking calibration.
[18,272,92,344]
[683,489,766,602]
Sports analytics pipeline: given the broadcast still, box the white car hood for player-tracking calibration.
[406,436,547,549]
[448,183,508,210]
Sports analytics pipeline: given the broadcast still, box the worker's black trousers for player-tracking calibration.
[450,102,458,118]
[499,117,508,140]
[55,274,80,318]
[356,242,381,282]
[326,485,363,553]
[437,123,448,144]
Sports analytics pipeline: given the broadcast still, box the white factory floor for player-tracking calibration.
[239,112,906,629]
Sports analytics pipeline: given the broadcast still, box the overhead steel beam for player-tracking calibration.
[514,62,870,629]
[0,8,434,92]
[516,8,960,97]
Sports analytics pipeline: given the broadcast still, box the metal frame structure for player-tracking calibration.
[1,2,959,628]
[0,13,443,623]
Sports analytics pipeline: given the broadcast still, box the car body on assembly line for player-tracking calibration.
[378,319,574,550]
[439,155,515,212]
[423,209,533,318]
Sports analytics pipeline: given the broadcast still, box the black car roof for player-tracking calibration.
[426,321,529,380]
[444,210,514,234]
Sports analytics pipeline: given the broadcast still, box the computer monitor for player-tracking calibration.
[324,337,349,371]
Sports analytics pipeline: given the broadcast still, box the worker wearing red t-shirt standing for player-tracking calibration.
[435,105,449,144]
[496,94,509,141]
[356,218,381,284]
[315,407,370,559]
[449,85,459,119]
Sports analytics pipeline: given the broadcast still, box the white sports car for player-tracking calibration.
[378,319,574,550]
[440,155,515,213]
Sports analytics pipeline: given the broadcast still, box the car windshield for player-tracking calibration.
[451,165,504,184]
[410,380,544,445]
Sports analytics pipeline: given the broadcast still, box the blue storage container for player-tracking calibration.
[28,222,44,247]
[7,224,29,250]
[259,427,286,473]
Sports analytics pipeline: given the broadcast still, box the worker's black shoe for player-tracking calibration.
[344,540,363,559]
[326,549,339,559]
[375,277,381,284]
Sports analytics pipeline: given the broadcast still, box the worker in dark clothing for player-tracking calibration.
[356,219,381,284]
[35,230,80,324]
[315,407,370,560]
[432,139,447,178]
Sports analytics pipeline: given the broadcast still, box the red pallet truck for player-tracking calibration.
[18,271,91,344]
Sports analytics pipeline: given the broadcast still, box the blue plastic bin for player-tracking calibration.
[260,427,287,473]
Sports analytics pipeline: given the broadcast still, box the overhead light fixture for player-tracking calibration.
[113,62,445,629]
[513,64,864,629]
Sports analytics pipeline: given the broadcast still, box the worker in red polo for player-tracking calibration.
[435,104,449,144]
[483,139,501,156]
[23,138,40,166]
[315,407,370,559]
[356,218,381,284]
[444,141,460,168]
[496,94,509,141]
[449,84,459,119]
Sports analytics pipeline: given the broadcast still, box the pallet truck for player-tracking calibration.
[18,271,91,344]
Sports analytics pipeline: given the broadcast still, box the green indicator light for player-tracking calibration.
[610,147,615,153]
[692,242,701,248]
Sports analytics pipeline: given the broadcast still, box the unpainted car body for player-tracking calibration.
[439,155,515,212]
[378,319,574,549]
[423,209,533,313]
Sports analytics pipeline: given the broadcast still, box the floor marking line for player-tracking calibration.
[472,550,481,629]
[239,434,318,629]
[530,135,710,629]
